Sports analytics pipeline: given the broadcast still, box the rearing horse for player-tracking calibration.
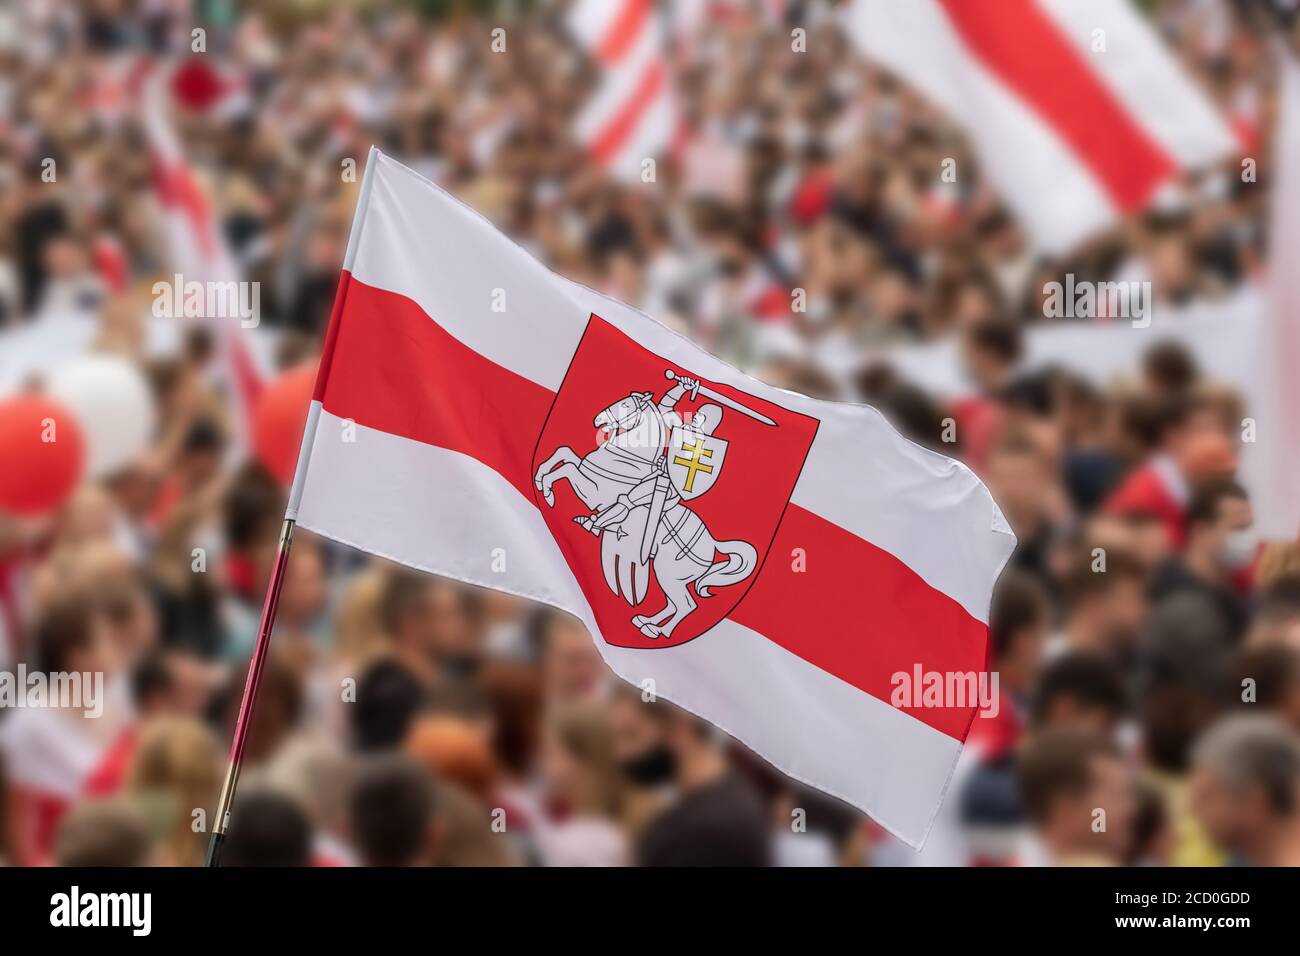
[534,391,756,639]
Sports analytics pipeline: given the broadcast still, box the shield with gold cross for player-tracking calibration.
[666,427,727,500]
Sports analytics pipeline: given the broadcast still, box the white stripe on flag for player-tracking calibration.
[1243,53,1300,541]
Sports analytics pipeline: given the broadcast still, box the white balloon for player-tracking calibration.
[48,356,156,479]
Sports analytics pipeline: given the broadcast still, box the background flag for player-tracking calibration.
[840,0,1237,253]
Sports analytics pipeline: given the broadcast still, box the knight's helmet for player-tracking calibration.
[690,403,723,436]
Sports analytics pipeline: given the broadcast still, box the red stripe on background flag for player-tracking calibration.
[936,0,1175,210]
[316,276,988,739]
[152,160,219,260]
[590,59,667,164]
[596,0,655,64]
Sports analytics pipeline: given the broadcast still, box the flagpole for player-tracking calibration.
[205,147,381,867]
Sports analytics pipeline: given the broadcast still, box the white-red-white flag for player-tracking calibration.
[139,59,265,445]
[287,150,1015,847]
[1243,51,1300,541]
[841,0,1236,254]
[569,0,677,181]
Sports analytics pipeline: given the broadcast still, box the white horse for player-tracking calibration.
[534,391,757,639]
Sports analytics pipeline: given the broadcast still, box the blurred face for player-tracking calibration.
[67,612,119,681]
[609,694,667,767]
[59,486,117,547]
[544,617,604,701]
[427,583,481,661]
[1188,767,1261,856]
[103,585,159,662]
[1002,622,1047,689]
[399,583,479,663]
[279,542,328,628]
[1040,695,1118,738]
[1086,755,1137,857]
[985,448,1046,530]
[163,652,215,718]
[1168,407,1225,462]
[1097,577,1148,649]
[177,448,221,491]
[1126,516,1172,569]
[1048,755,1135,859]
[1196,494,1255,573]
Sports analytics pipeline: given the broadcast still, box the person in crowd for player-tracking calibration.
[1057,548,1149,662]
[536,610,608,705]
[54,798,155,867]
[1029,653,1129,737]
[971,570,1050,752]
[630,700,771,867]
[1232,645,1300,733]
[1017,728,1136,866]
[532,703,631,866]
[951,317,1023,472]
[349,657,428,752]
[404,713,498,808]
[123,716,221,867]
[378,571,482,687]
[348,754,441,867]
[222,790,315,868]
[1150,479,1255,640]
[0,596,126,865]
[1248,573,1300,650]
[983,431,1067,590]
[1102,392,1234,549]
[1190,715,1300,866]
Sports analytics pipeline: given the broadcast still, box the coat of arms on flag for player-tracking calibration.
[532,316,818,649]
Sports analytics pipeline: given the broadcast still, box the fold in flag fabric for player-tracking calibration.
[289,149,1016,847]
[1243,50,1300,541]
[841,0,1236,254]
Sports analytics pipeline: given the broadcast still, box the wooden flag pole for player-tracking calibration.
[205,148,379,867]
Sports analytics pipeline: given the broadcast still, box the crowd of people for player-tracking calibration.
[1,0,1299,866]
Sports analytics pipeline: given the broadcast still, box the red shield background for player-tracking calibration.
[531,315,819,649]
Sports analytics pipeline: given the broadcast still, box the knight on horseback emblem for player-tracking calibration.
[534,369,775,640]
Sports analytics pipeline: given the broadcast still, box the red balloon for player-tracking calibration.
[253,363,318,486]
[0,395,86,517]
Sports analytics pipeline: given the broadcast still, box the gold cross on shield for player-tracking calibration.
[672,438,715,493]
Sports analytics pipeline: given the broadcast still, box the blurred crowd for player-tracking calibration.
[2,0,1300,867]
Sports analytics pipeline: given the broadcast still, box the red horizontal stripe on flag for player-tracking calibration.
[730,504,987,740]
[590,59,666,164]
[315,275,553,499]
[937,0,1175,211]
